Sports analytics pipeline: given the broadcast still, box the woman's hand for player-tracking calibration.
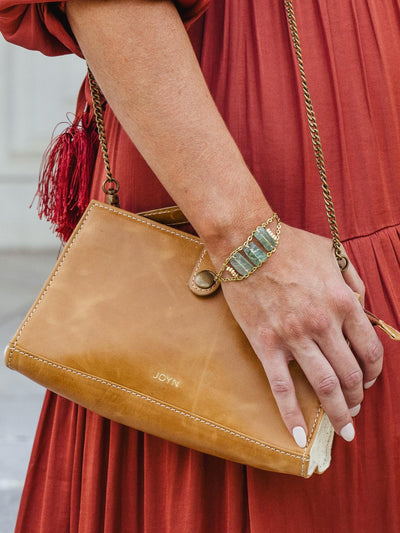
[208,224,383,446]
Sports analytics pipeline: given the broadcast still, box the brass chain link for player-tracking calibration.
[87,67,120,207]
[284,0,348,271]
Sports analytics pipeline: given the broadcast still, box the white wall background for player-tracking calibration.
[0,36,87,249]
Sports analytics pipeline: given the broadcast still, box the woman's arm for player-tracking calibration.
[67,0,270,250]
[66,0,383,445]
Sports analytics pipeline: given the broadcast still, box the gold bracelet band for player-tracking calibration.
[214,213,281,282]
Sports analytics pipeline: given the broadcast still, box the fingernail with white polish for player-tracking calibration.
[340,422,355,442]
[292,426,307,448]
[364,378,377,389]
[349,404,361,417]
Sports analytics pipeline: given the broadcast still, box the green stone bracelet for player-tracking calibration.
[214,213,281,281]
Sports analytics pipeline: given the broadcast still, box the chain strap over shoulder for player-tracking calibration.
[86,0,348,270]
[284,0,348,271]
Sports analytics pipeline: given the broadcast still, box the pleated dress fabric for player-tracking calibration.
[1,1,400,531]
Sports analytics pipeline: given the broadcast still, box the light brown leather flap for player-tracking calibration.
[138,205,188,226]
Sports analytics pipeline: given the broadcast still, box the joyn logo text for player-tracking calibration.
[152,372,180,388]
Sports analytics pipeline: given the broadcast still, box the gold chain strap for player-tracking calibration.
[87,67,120,207]
[86,1,348,269]
[284,0,348,270]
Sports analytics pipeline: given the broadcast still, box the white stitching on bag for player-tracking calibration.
[97,203,200,243]
[9,347,309,471]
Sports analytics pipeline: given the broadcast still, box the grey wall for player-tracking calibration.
[0,36,87,250]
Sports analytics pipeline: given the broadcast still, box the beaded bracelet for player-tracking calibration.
[214,213,281,281]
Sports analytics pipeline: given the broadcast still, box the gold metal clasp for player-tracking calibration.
[102,178,120,208]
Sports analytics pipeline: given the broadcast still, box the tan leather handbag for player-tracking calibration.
[4,1,399,478]
[5,198,335,478]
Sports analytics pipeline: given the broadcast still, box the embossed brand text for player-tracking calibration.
[152,372,180,388]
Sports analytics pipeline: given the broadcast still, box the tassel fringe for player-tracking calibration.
[34,107,98,242]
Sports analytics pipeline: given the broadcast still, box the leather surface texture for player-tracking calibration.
[5,201,334,478]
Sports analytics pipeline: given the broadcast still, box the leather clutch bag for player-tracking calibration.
[5,199,335,478]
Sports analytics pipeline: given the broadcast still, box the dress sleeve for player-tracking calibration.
[174,0,210,25]
[0,0,210,57]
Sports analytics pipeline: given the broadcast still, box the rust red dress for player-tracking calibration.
[2,1,400,531]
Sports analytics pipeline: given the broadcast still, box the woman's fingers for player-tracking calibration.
[257,333,362,446]
[334,258,383,387]
[288,340,356,441]
[254,287,383,445]
[258,347,308,448]
[342,299,384,387]
[316,327,364,411]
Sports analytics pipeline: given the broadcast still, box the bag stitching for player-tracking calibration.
[96,203,200,244]
[8,346,310,470]
[8,202,203,369]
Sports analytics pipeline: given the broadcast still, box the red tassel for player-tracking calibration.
[34,105,99,242]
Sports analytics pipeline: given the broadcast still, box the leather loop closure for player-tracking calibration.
[188,248,220,296]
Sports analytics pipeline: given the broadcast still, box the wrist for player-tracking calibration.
[199,200,276,267]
